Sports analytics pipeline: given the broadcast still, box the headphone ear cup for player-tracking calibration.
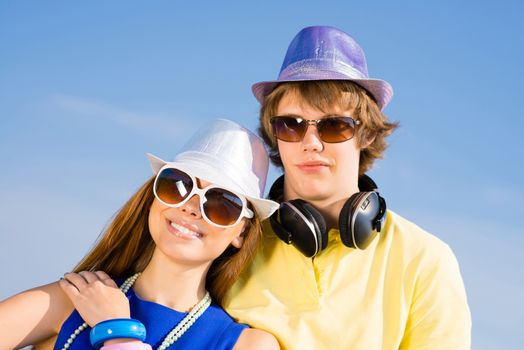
[339,192,382,249]
[280,199,327,257]
[269,208,293,244]
[339,192,364,248]
[290,199,328,247]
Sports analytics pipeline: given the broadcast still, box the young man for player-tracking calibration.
[225,26,471,349]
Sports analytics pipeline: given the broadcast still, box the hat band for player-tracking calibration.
[279,58,368,81]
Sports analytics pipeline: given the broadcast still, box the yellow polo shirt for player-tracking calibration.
[225,211,471,349]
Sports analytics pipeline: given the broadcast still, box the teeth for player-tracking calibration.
[170,221,202,238]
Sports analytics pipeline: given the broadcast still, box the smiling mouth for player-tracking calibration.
[169,221,203,239]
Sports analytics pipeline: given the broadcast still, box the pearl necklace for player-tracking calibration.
[61,273,212,350]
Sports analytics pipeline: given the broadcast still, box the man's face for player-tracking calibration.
[275,91,361,206]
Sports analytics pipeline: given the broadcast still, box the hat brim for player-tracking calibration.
[252,76,393,110]
[147,153,279,220]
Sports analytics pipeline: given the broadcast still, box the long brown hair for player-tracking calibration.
[74,176,261,306]
[259,80,399,175]
[206,210,261,305]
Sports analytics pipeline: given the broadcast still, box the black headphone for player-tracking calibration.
[268,174,387,257]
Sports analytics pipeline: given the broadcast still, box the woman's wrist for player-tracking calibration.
[104,338,143,345]
[90,318,147,349]
[101,342,152,350]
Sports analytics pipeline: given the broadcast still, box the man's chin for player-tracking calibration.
[284,176,335,202]
[296,188,333,203]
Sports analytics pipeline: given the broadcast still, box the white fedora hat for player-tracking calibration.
[147,118,279,220]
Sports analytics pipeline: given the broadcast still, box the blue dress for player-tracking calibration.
[54,287,248,349]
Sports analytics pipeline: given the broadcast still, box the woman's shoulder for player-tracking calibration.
[234,328,280,350]
[0,281,74,348]
[2,280,74,329]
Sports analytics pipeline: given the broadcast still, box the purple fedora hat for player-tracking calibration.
[252,26,393,110]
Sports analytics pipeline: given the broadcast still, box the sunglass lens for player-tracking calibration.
[155,168,194,205]
[272,117,306,142]
[319,117,356,143]
[203,188,243,226]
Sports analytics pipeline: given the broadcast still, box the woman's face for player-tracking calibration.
[148,177,247,267]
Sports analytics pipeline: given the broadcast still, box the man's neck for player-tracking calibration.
[305,197,353,230]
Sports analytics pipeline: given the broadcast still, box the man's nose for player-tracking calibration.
[301,124,324,152]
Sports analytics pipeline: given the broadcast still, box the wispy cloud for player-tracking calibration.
[47,94,197,138]
[0,184,109,300]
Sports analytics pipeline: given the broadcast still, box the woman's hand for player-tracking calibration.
[59,271,131,327]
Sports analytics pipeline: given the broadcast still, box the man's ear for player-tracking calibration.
[359,133,376,149]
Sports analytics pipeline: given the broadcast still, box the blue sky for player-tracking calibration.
[1,1,523,348]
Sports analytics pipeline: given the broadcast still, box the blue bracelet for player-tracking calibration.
[90,318,147,349]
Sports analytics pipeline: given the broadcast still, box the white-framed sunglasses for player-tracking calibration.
[153,166,254,228]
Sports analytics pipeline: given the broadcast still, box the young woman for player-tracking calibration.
[0,119,280,350]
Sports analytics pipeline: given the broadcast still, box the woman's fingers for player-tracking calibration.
[78,271,100,284]
[62,272,88,291]
[58,277,80,299]
[94,271,118,288]
[58,271,131,327]
[61,271,118,293]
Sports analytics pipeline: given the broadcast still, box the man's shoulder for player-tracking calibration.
[384,209,449,250]
[257,209,456,265]
[384,210,455,261]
